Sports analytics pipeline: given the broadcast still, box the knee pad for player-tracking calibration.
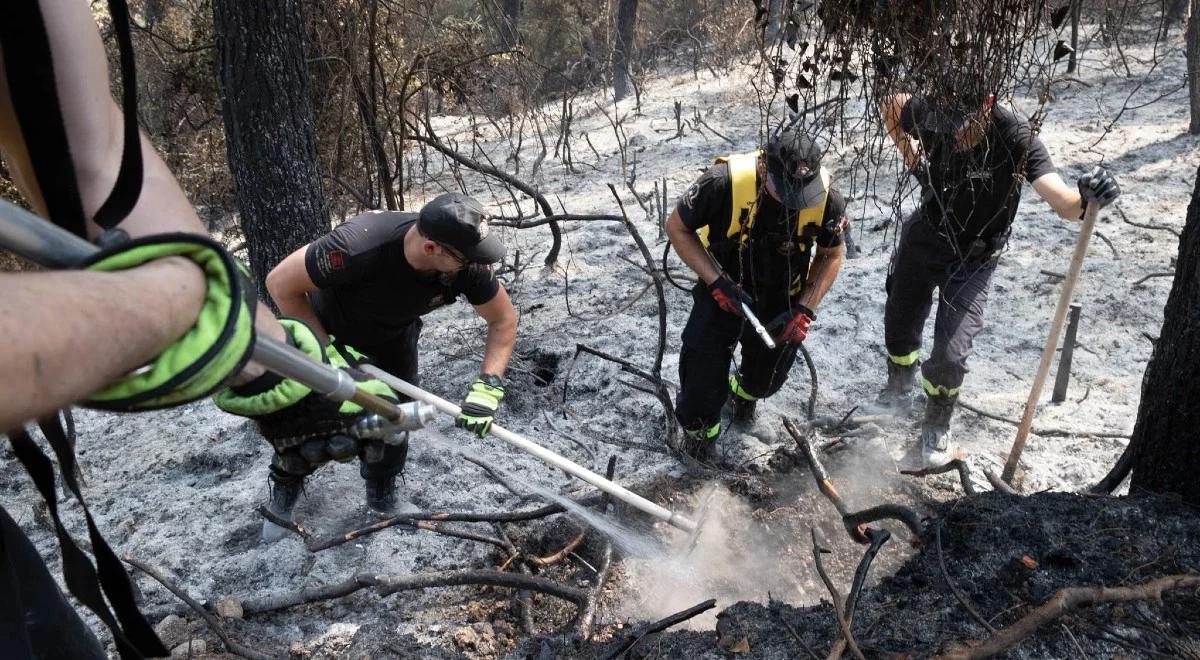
[326,434,361,462]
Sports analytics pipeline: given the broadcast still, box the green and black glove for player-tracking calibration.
[213,319,399,473]
[82,233,257,411]
[456,374,504,437]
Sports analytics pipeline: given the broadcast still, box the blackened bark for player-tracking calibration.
[212,0,328,300]
[612,0,638,101]
[499,0,522,49]
[1128,163,1200,504]
[1188,0,1200,134]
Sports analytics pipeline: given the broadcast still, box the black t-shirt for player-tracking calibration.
[903,101,1057,248]
[305,211,499,346]
[677,162,847,305]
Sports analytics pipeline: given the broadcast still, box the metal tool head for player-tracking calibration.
[679,482,721,557]
[352,401,438,440]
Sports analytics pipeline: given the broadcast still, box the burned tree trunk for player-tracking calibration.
[499,0,522,49]
[1188,0,1200,133]
[212,0,328,299]
[611,0,638,101]
[1128,163,1200,504]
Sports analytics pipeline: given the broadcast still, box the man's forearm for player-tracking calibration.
[480,319,516,378]
[0,258,205,429]
[796,245,845,311]
[271,291,328,344]
[666,213,721,284]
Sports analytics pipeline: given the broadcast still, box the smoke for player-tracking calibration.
[615,436,912,629]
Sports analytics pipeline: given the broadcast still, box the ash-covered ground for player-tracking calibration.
[3,16,1200,660]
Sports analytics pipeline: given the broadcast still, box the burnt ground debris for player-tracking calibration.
[555,492,1200,659]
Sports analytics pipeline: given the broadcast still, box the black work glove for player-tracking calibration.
[1077,166,1121,214]
[708,273,753,316]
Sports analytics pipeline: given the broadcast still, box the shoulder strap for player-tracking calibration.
[6,414,167,659]
[0,0,144,236]
[719,151,761,239]
[793,166,833,238]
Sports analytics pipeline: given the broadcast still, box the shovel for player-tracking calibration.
[362,365,700,532]
[0,198,435,434]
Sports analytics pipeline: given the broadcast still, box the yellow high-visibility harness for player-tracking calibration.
[697,151,831,296]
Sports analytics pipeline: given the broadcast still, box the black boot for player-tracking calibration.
[364,476,397,513]
[728,374,758,427]
[920,392,960,467]
[261,472,303,543]
[876,360,918,412]
[731,397,757,426]
[679,422,720,461]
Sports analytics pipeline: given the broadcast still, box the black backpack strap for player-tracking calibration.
[7,418,168,659]
[0,0,88,238]
[0,0,145,236]
[92,0,144,230]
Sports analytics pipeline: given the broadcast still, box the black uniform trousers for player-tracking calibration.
[675,284,799,432]
[884,215,997,394]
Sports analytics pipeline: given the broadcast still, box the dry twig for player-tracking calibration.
[937,574,1200,659]
[123,555,273,660]
[811,530,866,660]
[598,599,718,660]
[935,522,998,635]
[784,417,924,542]
[238,569,589,615]
[901,460,977,495]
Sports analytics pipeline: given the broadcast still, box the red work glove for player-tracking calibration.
[708,273,753,316]
[772,304,815,345]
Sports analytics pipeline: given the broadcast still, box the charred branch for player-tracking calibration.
[935,522,998,636]
[784,417,924,543]
[901,460,978,496]
[237,569,589,616]
[123,555,273,660]
[307,496,603,552]
[256,505,311,539]
[811,529,866,660]
[936,575,1200,660]
[598,599,718,660]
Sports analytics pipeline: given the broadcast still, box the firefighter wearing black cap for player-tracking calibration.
[666,126,849,460]
[878,92,1120,466]
[254,193,518,536]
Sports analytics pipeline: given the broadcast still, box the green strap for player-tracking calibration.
[889,350,920,367]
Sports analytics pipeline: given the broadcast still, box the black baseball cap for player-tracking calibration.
[417,193,506,264]
[765,126,825,210]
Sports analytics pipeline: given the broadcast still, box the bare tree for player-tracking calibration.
[1126,164,1200,504]
[1189,0,1200,133]
[612,0,639,101]
[212,0,329,297]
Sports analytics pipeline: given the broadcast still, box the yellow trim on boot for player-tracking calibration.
[685,422,721,440]
[921,378,961,397]
[889,350,920,367]
[729,374,758,401]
